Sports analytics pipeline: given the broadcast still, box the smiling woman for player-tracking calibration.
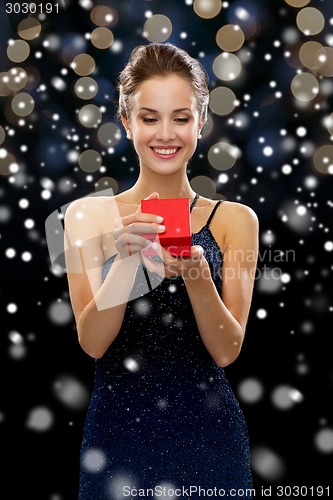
[121,74,201,175]
[64,42,258,499]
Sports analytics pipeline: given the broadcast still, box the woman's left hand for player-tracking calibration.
[142,243,209,281]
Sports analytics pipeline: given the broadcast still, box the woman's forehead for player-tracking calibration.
[132,75,197,110]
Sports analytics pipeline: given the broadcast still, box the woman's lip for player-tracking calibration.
[150,146,181,151]
[150,147,181,159]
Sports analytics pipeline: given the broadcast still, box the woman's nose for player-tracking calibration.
[156,121,176,141]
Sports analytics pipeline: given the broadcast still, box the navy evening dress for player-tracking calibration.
[79,196,253,499]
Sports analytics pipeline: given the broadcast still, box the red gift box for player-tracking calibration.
[141,198,192,257]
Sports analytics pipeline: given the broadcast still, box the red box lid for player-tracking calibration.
[141,198,192,257]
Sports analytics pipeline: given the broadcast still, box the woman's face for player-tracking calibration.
[122,74,202,176]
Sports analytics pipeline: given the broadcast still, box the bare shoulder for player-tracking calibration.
[217,201,259,246]
[221,200,258,226]
[64,195,114,238]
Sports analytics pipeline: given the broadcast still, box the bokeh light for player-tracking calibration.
[216,24,245,52]
[74,76,98,100]
[296,7,325,36]
[0,149,18,176]
[97,122,122,147]
[257,268,283,294]
[228,4,258,40]
[78,149,102,173]
[213,52,242,81]
[209,86,238,116]
[208,141,241,170]
[95,176,119,193]
[7,39,30,63]
[53,374,90,410]
[290,72,319,102]
[237,378,264,404]
[47,300,73,325]
[0,126,5,145]
[143,15,173,43]
[70,53,96,76]
[26,406,54,432]
[11,92,35,117]
[324,113,333,135]
[90,5,118,27]
[251,446,286,481]
[17,17,42,40]
[312,145,333,175]
[299,41,323,70]
[314,428,333,453]
[78,104,103,128]
[284,0,310,6]
[316,47,333,77]
[271,384,304,410]
[190,175,216,198]
[193,0,222,19]
[90,27,114,49]
[82,448,107,472]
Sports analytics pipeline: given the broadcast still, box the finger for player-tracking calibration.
[120,212,165,228]
[134,221,165,235]
[135,191,160,214]
[116,233,154,251]
[141,241,164,260]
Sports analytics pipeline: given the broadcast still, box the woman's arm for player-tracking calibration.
[184,203,259,367]
[147,202,258,367]
[64,193,164,359]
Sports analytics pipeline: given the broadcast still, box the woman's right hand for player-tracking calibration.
[113,192,165,259]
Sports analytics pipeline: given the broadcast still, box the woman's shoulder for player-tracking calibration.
[221,200,258,221]
[218,200,259,239]
[64,193,120,236]
[65,193,107,219]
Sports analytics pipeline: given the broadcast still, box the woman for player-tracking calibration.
[65,43,258,499]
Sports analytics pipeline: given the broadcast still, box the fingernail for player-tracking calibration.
[156,215,164,223]
[157,225,166,232]
[151,242,159,250]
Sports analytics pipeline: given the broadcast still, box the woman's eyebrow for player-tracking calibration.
[139,107,192,113]
[140,107,158,112]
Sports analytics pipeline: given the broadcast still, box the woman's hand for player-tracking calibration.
[113,192,166,259]
[143,242,209,282]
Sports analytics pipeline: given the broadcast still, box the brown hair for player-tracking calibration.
[117,43,209,124]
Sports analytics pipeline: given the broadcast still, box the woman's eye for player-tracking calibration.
[142,118,157,123]
[175,117,189,123]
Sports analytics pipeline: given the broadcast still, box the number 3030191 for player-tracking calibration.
[5,3,60,14]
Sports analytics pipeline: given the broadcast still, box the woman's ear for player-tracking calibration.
[198,117,207,139]
[121,115,132,140]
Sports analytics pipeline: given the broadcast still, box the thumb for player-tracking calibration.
[136,192,160,213]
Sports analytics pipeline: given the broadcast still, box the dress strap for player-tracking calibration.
[190,193,199,212]
[206,200,224,228]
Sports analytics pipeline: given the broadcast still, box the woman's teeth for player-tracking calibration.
[153,148,178,155]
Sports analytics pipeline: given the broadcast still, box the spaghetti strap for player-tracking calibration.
[206,200,223,228]
[190,193,199,212]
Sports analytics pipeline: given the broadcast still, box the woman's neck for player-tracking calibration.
[122,170,196,204]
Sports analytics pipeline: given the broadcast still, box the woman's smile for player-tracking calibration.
[150,146,182,159]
